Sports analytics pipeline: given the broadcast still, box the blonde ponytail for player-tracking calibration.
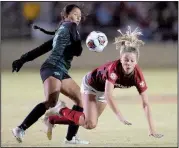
[114,26,145,50]
[114,26,145,60]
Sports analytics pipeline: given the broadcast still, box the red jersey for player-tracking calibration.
[88,59,147,94]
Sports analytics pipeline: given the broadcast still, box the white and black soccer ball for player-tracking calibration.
[86,31,108,52]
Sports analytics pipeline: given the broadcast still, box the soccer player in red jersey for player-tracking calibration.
[43,26,163,140]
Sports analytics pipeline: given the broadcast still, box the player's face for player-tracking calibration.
[67,7,81,25]
[120,52,137,74]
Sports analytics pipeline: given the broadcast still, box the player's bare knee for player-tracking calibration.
[85,121,97,130]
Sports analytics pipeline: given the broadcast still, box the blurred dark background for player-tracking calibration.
[1,2,178,70]
[1,1,178,42]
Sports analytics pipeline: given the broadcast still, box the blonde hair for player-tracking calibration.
[114,26,145,60]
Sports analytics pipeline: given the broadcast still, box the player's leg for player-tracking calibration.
[44,95,107,143]
[76,74,101,128]
[60,77,88,144]
[12,74,62,143]
[78,75,106,127]
[46,96,107,131]
[96,99,107,117]
[80,93,99,129]
[43,74,98,142]
[61,77,82,107]
[43,114,75,140]
[46,93,98,129]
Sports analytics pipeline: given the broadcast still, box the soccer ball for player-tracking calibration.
[86,31,108,52]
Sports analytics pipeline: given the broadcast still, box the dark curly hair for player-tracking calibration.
[61,4,87,22]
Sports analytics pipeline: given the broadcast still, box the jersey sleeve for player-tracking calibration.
[134,67,148,94]
[106,62,119,84]
[20,39,53,62]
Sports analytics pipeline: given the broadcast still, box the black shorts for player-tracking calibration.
[40,66,71,83]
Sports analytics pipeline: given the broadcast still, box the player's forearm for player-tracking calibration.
[20,39,53,62]
[143,104,155,133]
[105,95,124,119]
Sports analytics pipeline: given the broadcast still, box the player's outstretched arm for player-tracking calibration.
[12,39,53,72]
[33,25,56,35]
[105,80,132,125]
[140,91,164,138]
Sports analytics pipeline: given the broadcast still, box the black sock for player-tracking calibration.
[18,102,46,131]
[66,105,83,141]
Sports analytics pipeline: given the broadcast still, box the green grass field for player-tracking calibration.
[1,69,177,147]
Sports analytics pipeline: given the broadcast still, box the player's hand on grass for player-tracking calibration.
[117,116,132,125]
[149,133,164,138]
[121,119,132,125]
[12,59,24,72]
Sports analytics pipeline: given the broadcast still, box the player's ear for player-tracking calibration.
[64,14,68,19]
[61,11,68,20]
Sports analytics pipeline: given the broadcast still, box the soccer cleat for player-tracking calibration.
[45,101,66,118]
[42,115,55,140]
[64,136,89,144]
[12,127,25,143]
